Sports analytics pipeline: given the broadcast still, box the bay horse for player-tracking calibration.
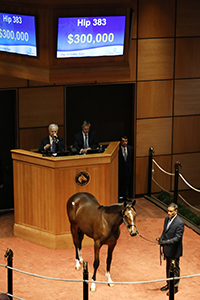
[67,192,137,291]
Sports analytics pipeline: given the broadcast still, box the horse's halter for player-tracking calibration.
[122,205,138,236]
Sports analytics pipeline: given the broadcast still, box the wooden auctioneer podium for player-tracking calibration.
[11,142,119,249]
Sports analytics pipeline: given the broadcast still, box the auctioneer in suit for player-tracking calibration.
[38,136,65,154]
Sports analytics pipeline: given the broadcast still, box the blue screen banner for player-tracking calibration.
[0,12,37,56]
[57,16,126,58]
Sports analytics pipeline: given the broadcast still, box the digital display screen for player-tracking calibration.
[0,12,37,56]
[57,16,126,58]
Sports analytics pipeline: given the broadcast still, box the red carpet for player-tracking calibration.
[0,198,200,300]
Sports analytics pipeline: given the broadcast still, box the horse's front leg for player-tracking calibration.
[75,247,83,270]
[105,242,116,287]
[90,240,101,292]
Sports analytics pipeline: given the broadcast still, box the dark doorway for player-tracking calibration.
[66,83,134,147]
[0,90,16,209]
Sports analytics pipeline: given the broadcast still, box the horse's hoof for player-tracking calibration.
[108,283,115,287]
[90,282,96,292]
[75,259,81,270]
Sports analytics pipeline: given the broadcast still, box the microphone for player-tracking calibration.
[53,135,59,141]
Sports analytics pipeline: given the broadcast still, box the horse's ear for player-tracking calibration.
[132,199,136,207]
[123,201,127,208]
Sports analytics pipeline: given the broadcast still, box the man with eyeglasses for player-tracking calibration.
[158,203,184,295]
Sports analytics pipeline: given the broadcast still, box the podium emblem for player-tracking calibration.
[75,171,90,186]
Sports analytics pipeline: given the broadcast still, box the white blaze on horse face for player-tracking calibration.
[126,208,136,235]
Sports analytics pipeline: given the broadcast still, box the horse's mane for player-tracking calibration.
[98,203,123,214]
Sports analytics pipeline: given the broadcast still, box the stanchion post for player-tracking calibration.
[174,161,181,204]
[169,259,175,300]
[148,147,154,196]
[83,262,89,300]
[4,248,13,300]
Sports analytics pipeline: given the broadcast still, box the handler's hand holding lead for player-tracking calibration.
[158,239,168,246]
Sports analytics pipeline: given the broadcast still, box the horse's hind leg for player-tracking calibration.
[105,243,116,287]
[90,240,101,292]
[71,224,84,270]
[77,228,84,263]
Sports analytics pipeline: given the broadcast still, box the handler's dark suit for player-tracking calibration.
[160,214,184,287]
[73,131,99,153]
[118,145,133,200]
[38,136,65,154]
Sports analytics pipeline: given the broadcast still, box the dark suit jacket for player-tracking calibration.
[38,136,65,153]
[160,215,184,258]
[118,144,133,198]
[118,145,133,177]
[0,158,3,185]
[73,131,99,152]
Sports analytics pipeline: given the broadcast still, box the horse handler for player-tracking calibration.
[158,203,184,295]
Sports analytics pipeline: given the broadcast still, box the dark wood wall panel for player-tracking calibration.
[19,126,65,151]
[29,81,53,87]
[137,39,174,80]
[137,80,173,118]
[151,155,172,193]
[177,0,200,37]
[175,38,200,78]
[136,118,172,156]
[18,86,65,149]
[177,191,200,206]
[172,153,200,190]
[0,74,27,89]
[19,87,64,128]
[129,40,137,82]
[173,116,200,154]
[135,157,148,195]
[130,0,138,39]
[138,0,175,38]
[174,79,200,115]
[136,155,172,194]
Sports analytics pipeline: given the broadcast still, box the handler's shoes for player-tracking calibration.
[166,287,178,296]
[160,284,169,291]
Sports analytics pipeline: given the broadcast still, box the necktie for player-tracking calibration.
[124,148,127,161]
[52,140,56,153]
[84,134,88,149]
[167,219,171,230]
